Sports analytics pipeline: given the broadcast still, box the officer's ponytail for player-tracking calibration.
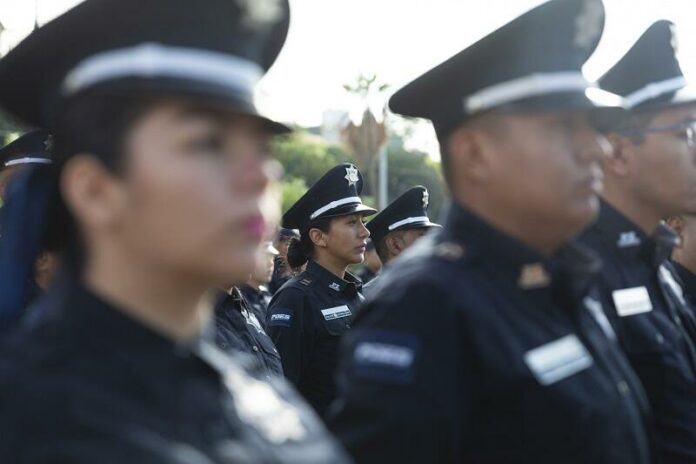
[286,217,332,270]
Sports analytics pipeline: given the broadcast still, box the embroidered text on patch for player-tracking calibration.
[321,305,352,321]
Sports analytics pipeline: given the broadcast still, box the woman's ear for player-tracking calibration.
[60,154,126,234]
[308,227,327,248]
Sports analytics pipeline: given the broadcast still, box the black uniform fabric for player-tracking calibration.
[266,260,362,417]
[329,204,654,464]
[0,279,351,463]
[674,262,696,307]
[579,201,696,463]
[356,267,377,285]
[240,284,273,329]
[213,288,283,380]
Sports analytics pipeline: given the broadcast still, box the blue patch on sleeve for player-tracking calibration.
[349,329,420,385]
[268,308,294,327]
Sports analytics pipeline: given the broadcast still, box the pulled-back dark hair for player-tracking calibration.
[286,216,333,270]
[42,94,155,274]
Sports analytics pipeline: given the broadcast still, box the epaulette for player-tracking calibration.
[433,241,466,262]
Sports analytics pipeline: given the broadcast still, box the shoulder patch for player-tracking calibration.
[433,242,465,261]
[268,308,294,327]
[349,329,420,385]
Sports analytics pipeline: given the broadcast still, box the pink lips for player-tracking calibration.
[244,215,267,239]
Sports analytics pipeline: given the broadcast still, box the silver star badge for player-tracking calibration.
[422,189,430,209]
[573,0,603,52]
[43,135,53,152]
[345,165,359,187]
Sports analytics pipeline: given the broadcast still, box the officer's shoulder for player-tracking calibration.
[268,274,315,307]
[366,234,475,301]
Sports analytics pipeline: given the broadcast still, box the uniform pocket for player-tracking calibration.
[319,305,353,336]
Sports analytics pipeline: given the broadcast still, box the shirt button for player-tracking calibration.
[675,316,682,326]
[617,380,630,396]
[656,333,664,345]
[252,346,259,352]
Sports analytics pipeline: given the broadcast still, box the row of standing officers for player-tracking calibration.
[1,0,696,463]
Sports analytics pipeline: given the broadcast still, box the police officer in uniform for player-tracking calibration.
[667,214,696,305]
[266,163,375,416]
[0,130,58,317]
[363,185,439,289]
[240,241,278,327]
[355,240,380,285]
[269,228,299,293]
[0,1,351,462]
[328,1,654,463]
[214,285,283,380]
[579,20,696,463]
[0,129,53,202]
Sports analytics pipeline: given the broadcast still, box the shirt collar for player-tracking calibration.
[672,262,696,301]
[594,200,678,268]
[444,203,601,304]
[53,279,215,364]
[306,259,362,295]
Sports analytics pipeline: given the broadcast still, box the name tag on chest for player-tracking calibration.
[321,305,352,321]
[524,335,593,386]
[612,286,653,317]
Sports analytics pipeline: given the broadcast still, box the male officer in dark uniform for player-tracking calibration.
[579,20,696,463]
[355,240,380,285]
[363,185,439,288]
[667,214,696,305]
[214,285,283,380]
[270,228,299,293]
[328,1,655,463]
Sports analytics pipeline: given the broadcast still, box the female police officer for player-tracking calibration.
[0,0,350,462]
[266,164,375,417]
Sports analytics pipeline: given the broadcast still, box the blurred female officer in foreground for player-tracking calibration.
[0,0,351,462]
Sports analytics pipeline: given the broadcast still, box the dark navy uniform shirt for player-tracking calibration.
[266,260,361,417]
[580,201,696,463]
[239,284,272,330]
[673,262,696,308]
[213,288,283,380]
[0,279,351,464]
[329,204,654,464]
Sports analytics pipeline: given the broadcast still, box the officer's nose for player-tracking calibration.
[359,219,370,239]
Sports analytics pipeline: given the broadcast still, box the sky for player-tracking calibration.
[0,0,695,157]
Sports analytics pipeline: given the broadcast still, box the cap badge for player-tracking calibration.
[240,0,283,26]
[573,0,603,51]
[43,135,53,152]
[345,165,359,187]
[422,189,430,209]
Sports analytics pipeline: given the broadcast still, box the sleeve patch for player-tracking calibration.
[349,330,420,385]
[268,308,294,327]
